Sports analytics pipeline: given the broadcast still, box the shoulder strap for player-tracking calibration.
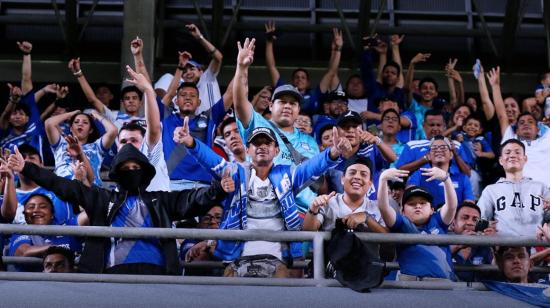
[267,121,307,164]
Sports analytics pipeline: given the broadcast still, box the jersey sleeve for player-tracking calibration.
[8,234,32,256]
[394,143,413,168]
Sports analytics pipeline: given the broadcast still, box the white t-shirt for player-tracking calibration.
[103,106,145,131]
[316,194,385,231]
[502,125,550,188]
[242,170,284,260]
[52,136,106,187]
[347,98,369,114]
[140,139,170,192]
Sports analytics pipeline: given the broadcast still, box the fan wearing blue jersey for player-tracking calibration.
[378,167,458,281]
[8,193,82,272]
[45,109,117,187]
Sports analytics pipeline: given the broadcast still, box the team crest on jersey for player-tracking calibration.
[301,142,311,151]
[280,173,291,192]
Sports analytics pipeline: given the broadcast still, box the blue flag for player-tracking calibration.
[483,280,550,307]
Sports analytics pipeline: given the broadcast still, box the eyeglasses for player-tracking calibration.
[429,145,450,152]
[382,116,399,122]
[201,214,222,224]
[295,119,311,126]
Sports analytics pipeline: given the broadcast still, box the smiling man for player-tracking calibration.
[478,139,550,237]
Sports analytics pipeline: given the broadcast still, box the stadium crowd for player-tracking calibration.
[2,22,550,285]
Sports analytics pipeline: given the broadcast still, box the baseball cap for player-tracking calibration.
[337,110,363,127]
[272,84,303,104]
[401,186,433,205]
[246,127,278,146]
[185,60,202,68]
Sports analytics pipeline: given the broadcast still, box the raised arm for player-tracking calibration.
[8,148,99,213]
[445,59,458,108]
[89,109,117,150]
[319,28,343,93]
[405,53,431,106]
[186,24,223,75]
[487,67,508,136]
[233,38,256,127]
[265,21,280,87]
[390,34,405,88]
[130,36,152,84]
[17,41,33,94]
[378,168,409,228]
[375,41,388,84]
[0,160,17,221]
[68,58,106,113]
[162,51,191,107]
[40,85,69,121]
[44,110,80,145]
[421,167,458,224]
[126,66,160,147]
[34,83,59,103]
[476,63,495,120]
[0,84,22,130]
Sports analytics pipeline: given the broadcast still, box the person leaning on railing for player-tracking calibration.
[7,143,233,275]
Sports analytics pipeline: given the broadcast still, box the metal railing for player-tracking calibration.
[0,224,548,286]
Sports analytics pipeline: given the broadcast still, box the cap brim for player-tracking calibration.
[247,132,277,145]
[403,191,433,205]
[337,118,362,127]
[273,90,303,104]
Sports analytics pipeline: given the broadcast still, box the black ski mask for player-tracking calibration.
[117,169,144,194]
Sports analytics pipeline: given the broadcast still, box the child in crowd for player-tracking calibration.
[455,115,494,197]
[377,167,458,281]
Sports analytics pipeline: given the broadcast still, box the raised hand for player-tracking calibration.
[331,127,352,158]
[380,168,409,182]
[7,146,25,173]
[17,41,32,54]
[130,36,143,55]
[185,24,202,39]
[411,53,431,65]
[70,160,87,182]
[332,28,343,50]
[65,134,83,158]
[0,157,14,181]
[68,58,81,74]
[472,142,482,157]
[178,51,192,67]
[357,127,380,145]
[420,166,448,182]
[390,34,405,46]
[310,191,336,214]
[537,223,550,242]
[126,65,152,92]
[221,167,235,193]
[265,21,277,41]
[374,40,388,55]
[236,38,256,68]
[44,84,59,94]
[56,86,69,100]
[173,116,194,147]
[487,66,500,87]
[7,83,22,103]
[446,58,458,71]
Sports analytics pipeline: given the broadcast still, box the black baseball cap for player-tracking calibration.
[272,84,303,104]
[402,186,433,205]
[246,127,278,146]
[337,111,363,127]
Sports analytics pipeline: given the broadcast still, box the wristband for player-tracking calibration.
[441,173,450,182]
[22,51,31,56]
[177,65,186,71]
[265,31,278,42]
[375,136,382,145]
[424,155,429,163]
[308,208,319,215]
[73,70,83,77]
[333,46,342,52]
[199,34,204,40]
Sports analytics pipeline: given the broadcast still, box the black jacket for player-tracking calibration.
[21,148,226,274]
